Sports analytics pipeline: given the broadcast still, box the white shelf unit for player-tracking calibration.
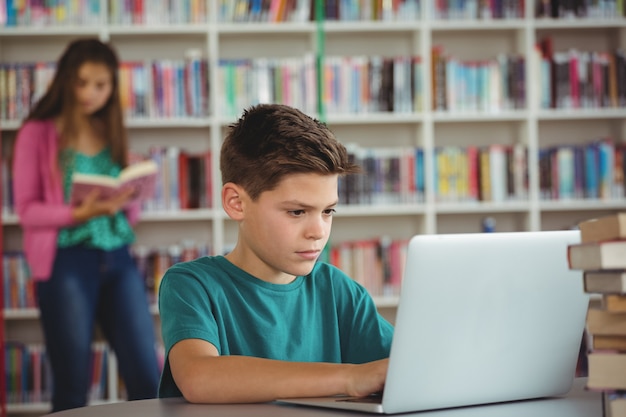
[2,1,626,414]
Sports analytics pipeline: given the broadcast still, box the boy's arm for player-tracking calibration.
[169,338,388,404]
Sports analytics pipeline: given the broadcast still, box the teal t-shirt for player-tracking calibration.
[158,256,394,398]
[58,148,135,250]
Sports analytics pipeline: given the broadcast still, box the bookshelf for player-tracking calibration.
[2,0,626,414]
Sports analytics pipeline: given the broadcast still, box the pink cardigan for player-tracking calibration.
[12,119,140,281]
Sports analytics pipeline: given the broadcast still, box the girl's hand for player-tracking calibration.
[72,187,135,222]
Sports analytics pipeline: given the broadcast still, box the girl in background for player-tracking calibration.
[12,38,160,412]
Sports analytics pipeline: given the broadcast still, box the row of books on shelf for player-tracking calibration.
[3,251,33,310]
[3,238,211,310]
[6,0,626,27]
[0,0,206,27]
[0,61,52,123]
[134,240,212,305]
[0,54,210,122]
[1,146,213,216]
[323,55,422,114]
[2,53,421,123]
[538,139,625,201]
[536,38,626,110]
[4,342,109,404]
[0,0,101,26]
[219,55,318,117]
[431,48,526,112]
[433,0,525,19]
[132,137,626,209]
[5,0,625,26]
[432,42,626,112]
[5,342,56,404]
[120,56,210,119]
[341,145,425,205]
[433,144,528,203]
[320,236,409,297]
[535,0,626,18]
[4,341,166,405]
[219,53,423,117]
[566,212,626,417]
[3,235,405,313]
[109,0,207,25]
[223,0,421,22]
[0,144,420,216]
[137,146,214,213]
[3,139,624,217]
[220,0,311,23]
[420,138,624,203]
[0,0,423,26]
[4,51,626,124]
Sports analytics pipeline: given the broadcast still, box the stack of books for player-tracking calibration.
[567,212,626,417]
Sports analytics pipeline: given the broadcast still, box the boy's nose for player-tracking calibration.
[306,217,328,240]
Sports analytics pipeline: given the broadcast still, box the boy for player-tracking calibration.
[158,104,394,403]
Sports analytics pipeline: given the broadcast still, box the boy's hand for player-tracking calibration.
[345,358,389,397]
[72,188,135,222]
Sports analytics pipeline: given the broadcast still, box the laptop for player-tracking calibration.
[277,230,589,414]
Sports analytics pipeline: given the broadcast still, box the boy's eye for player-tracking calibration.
[288,209,336,216]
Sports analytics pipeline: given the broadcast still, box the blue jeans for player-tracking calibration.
[36,245,160,412]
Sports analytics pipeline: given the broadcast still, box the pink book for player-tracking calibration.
[70,159,158,206]
[466,145,479,201]
[569,50,580,108]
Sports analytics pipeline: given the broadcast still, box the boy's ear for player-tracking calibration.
[222,183,245,220]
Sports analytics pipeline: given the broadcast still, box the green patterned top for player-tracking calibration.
[58,148,135,250]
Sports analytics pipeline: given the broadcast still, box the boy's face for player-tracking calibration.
[232,172,338,284]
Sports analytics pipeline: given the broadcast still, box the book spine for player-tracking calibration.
[166,147,181,211]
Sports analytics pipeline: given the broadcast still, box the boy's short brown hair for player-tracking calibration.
[220,104,360,200]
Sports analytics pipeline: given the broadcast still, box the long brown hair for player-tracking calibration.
[26,38,129,167]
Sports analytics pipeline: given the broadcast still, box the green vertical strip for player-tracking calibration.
[315,0,325,122]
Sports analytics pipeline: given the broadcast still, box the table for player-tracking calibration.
[45,378,602,417]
